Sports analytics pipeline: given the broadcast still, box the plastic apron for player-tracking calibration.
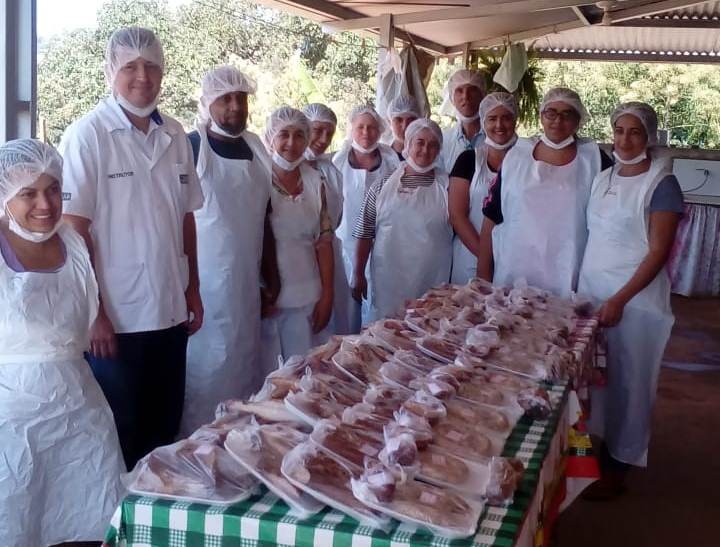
[579,159,675,467]
[451,144,498,284]
[262,163,330,362]
[492,137,600,297]
[333,143,400,330]
[182,127,270,434]
[313,156,353,335]
[371,164,453,320]
[0,224,124,546]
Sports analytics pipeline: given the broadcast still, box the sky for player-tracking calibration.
[36,0,189,40]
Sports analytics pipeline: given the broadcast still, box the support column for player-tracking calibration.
[1,0,37,142]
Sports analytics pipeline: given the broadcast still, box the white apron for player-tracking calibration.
[0,224,124,546]
[313,156,353,335]
[451,143,498,284]
[492,137,601,297]
[333,143,400,331]
[182,127,270,434]
[261,163,330,362]
[579,159,675,467]
[371,164,453,320]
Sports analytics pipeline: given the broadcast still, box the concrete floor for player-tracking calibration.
[555,296,720,547]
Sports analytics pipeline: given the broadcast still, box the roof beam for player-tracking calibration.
[272,0,448,53]
[613,17,720,28]
[464,18,586,49]
[534,49,720,64]
[571,5,591,25]
[321,0,590,32]
[605,0,712,24]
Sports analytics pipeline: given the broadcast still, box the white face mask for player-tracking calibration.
[209,119,244,139]
[272,151,304,171]
[115,92,158,118]
[4,206,62,243]
[485,134,517,151]
[405,158,435,174]
[351,140,379,155]
[456,111,480,124]
[304,148,317,160]
[540,133,575,150]
[613,149,647,166]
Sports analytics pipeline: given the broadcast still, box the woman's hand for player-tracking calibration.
[90,309,118,359]
[351,272,367,303]
[598,296,626,327]
[311,291,333,334]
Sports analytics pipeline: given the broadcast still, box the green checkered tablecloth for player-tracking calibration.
[103,382,569,547]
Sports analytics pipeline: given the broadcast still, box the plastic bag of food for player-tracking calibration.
[351,460,485,539]
[297,369,364,406]
[401,391,447,424]
[431,420,496,461]
[409,376,456,400]
[214,398,309,424]
[225,423,322,517]
[484,457,525,505]
[367,319,420,351]
[127,439,258,504]
[380,360,423,387]
[393,408,433,444]
[466,325,502,350]
[466,277,494,296]
[342,403,390,433]
[381,423,420,468]
[390,349,440,374]
[436,318,470,345]
[281,442,391,529]
[456,306,487,326]
[517,387,553,419]
[310,419,384,468]
[416,335,462,364]
[284,391,345,425]
[444,398,515,436]
[415,447,493,499]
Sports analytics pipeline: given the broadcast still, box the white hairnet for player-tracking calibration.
[347,105,386,138]
[0,139,63,206]
[198,65,256,122]
[387,95,421,119]
[264,106,310,148]
[104,27,165,86]
[611,101,659,146]
[447,69,486,105]
[402,118,443,159]
[303,103,338,127]
[479,92,518,131]
[540,87,589,127]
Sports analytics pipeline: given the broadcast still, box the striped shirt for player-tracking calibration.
[352,172,436,239]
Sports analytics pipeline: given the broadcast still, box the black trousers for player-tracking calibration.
[86,324,188,469]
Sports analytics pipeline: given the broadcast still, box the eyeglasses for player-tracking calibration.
[542,109,579,122]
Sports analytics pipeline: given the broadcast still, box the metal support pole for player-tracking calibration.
[1,0,37,142]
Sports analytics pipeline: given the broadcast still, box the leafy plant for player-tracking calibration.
[471,45,543,126]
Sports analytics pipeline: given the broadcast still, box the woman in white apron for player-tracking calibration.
[302,103,353,335]
[477,87,606,296]
[183,66,272,434]
[449,92,518,284]
[261,107,334,361]
[579,103,683,499]
[333,106,400,331]
[0,139,124,546]
[352,119,452,320]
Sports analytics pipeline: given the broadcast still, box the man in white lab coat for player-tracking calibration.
[60,27,204,468]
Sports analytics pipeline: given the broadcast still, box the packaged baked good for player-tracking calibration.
[401,391,447,424]
[444,398,515,435]
[380,361,423,388]
[517,387,553,419]
[282,442,390,529]
[214,399,309,424]
[351,460,484,539]
[225,424,322,517]
[284,391,346,425]
[128,440,257,505]
[367,319,421,351]
[310,419,384,468]
[342,403,390,434]
[381,423,419,468]
[416,336,462,364]
[392,408,433,448]
[409,377,456,400]
[431,421,494,461]
[485,457,525,505]
[297,369,365,406]
[390,349,440,374]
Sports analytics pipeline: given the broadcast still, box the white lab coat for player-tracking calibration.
[492,136,601,297]
[450,143,499,284]
[441,122,480,173]
[181,126,271,434]
[59,95,204,333]
[262,163,331,362]
[0,224,124,546]
[333,143,400,330]
[579,159,676,466]
[312,155,353,335]
[370,164,453,320]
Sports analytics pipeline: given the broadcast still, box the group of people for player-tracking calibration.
[0,24,684,546]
